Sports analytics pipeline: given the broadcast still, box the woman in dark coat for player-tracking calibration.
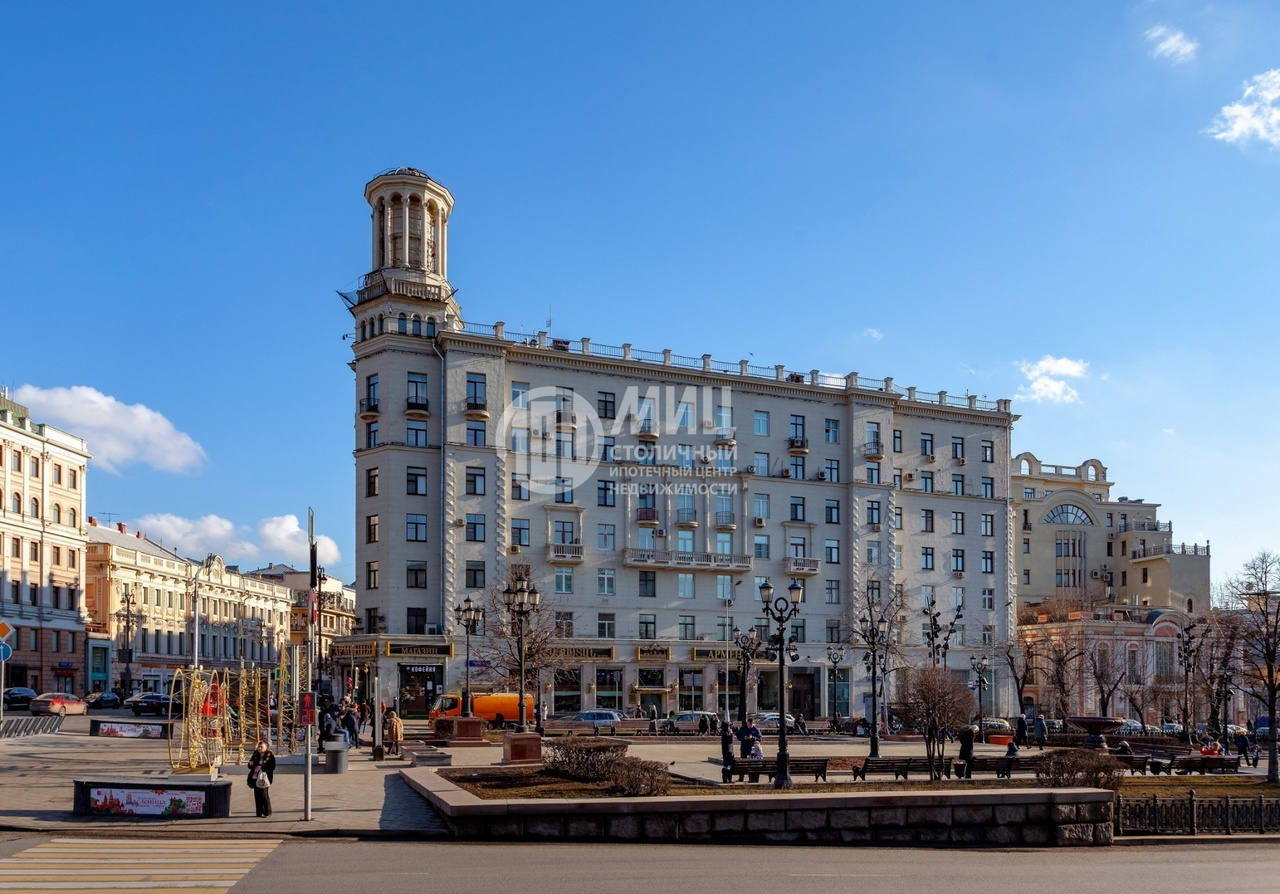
[957,725,976,779]
[247,740,276,817]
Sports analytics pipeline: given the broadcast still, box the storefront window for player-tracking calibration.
[717,668,742,718]
[679,668,704,711]
[554,668,582,713]
[827,667,850,720]
[399,664,442,717]
[596,667,623,709]
[757,669,779,712]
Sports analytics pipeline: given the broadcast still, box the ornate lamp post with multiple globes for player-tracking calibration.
[856,614,890,758]
[502,575,540,733]
[731,625,765,726]
[453,596,485,717]
[825,644,846,734]
[761,579,803,789]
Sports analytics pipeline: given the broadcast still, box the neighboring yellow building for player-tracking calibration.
[247,563,356,697]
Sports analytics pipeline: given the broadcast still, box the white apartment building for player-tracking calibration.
[341,167,1018,720]
[0,390,90,695]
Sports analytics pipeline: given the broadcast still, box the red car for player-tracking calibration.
[29,693,88,716]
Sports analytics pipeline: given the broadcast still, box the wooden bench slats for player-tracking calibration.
[728,757,830,782]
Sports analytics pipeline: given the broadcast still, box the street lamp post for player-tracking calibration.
[856,615,890,758]
[1177,622,1208,751]
[453,596,484,717]
[503,574,540,733]
[825,644,846,734]
[731,625,764,726]
[970,654,990,743]
[1219,666,1235,747]
[761,579,803,789]
[114,588,146,697]
[923,591,963,667]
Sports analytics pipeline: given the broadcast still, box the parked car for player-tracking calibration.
[29,693,88,715]
[130,693,181,716]
[86,691,122,709]
[750,712,798,732]
[673,711,720,726]
[1160,722,1184,736]
[2,687,37,710]
[1117,719,1146,735]
[567,709,625,731]
[981,718,1012,732]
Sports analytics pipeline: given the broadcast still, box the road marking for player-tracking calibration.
[0,838,282,891]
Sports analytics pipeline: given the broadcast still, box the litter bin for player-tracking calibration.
[324,740,349,774]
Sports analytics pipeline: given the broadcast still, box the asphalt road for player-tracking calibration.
[3,835,1279,893]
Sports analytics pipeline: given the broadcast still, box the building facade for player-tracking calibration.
[247,563,356,696]
[86,521,292,695]
[0,390,90,695]
[342,167,1019,719]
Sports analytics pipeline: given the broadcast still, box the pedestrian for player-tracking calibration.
[1033,715,1047,750]
[247,740,276,818]
[748,741,764,783]
[1015,713,1029,748]
[795,713,808,736]
[342,707,360,749]
[1005,739,1020,757]
[386,709,404,757]
[958,724,976,778]
[323,707,342,744]
[358,700,369,733]
[698,713,709,736]
[737,717,762,759]
[708,714,719,736]
[720,720,736,783]
[831,710,842,735]
[648,704,657,721]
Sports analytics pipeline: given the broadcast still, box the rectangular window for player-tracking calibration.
[982,551,994,574]
[752,452,768,474]
[407,514,428,541]
[952,586,965,610]
[1023,538,1030,554]
[825,539,840,564]
[789,536,807,559]
[511,518,530,546]
[638,613,656,639]
[754,411,769,436]
[52,464,61,484]
[825,499,840,524]
[753,493,770,518]
[365,561,379,589]
[555,567,574,594]
[951,511,965,535]
[982,588,995,610]
[366,422,378,449]
[465,513,485,542]
[506,380,528,409]
[638,570,656,597]
[597,479,616,506]
[678,615,696,640]
[865,461,879,485]
[598,524,616,550]
[405,420,427,447]
[511,427,530,453]
[600,436,614,462]
[922,547,934,570]
[405,466,427,495]
[981,513,994,536]
[790,455,805,479]
[920,472,933,493]
[753,535,770,559]
[598,613,616,638]
[555,612,574,637]
[51,546,60,565]
[790,497,805,521]
[1023,569,1030,585]
[466,372,487,406]
[825,580,841,604]
[921,509,934,532]
[952,549,966,572]
[366,515,379,544]
[466,421,485,447]
[951,474,965,496]
[951,436,965,459]
[553,520,576,544]
[893,429,902,452]
[598,568,615,596]
[1023,488,1036,499]
[791,619,806,644]
[555,431,574,459]
[866,540,881,565]
[867,501,881,525]
[790,415,805,439]
[406,608,427,637]
[367,467,379,496]
[406,561,429,588]
[555,477,573,503]
[597,392,616,419]
[1106,513,1114,527]
[511,473,530,501]
[920,433,934,455]
[826,458,840,483]
[678,573,695,599]
[465,467,485,495]
[825,419,839,444]
[826,620,842,643]
[717,574,734,600]
[981,440,994,463]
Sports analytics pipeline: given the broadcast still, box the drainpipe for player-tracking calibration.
[432,337,448,634]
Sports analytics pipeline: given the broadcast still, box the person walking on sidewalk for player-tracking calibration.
[247,741,276,818]
[386,709,404,757]
[1033,715,1048,750]
[737,717,762,759]
[342,707,361,749]
[957,724,976,779]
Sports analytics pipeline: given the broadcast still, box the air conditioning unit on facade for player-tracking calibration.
[701,455,714,464]
[815,471,827,481]
[905,473,914,481]
[926,454,936,463]
[754,517,767,528]
[510,545,521,554]
[952,571,964,579]
[958,458,966,466]
[745,465,756,474]
[1091,569,1100,579]
[454,519,466,527]
[871,524,881,533]
[780,469,792,478]
[1101,563,1111,571]
[656,529,666,538]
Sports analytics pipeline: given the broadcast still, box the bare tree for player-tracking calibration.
[994,633,1036,715]
[1039,633,1084,721]
[1222,550,1280,782]
[1086,636,1126,717]
[468,564,569,713]
[1120,647,1157,733]
[898,666,973,780]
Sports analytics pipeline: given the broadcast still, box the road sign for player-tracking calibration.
[0,620,12,640]
[0,642,11,662]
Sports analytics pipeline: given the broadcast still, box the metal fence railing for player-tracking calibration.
[0,714,64,738]
[1117,793,1280,835]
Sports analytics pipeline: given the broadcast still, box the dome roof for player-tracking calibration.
[370,166,431,181]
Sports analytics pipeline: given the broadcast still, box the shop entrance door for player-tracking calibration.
[399,664,442,717]
[791,672,815,722]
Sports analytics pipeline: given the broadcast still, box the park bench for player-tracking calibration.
[540,720,598,736]
[851,757,928,781]
[1169,754,1242,775]
[613,719,656,735]
[950,756,1042,779]
[1108,753,1150,775]
[729,757,830,783]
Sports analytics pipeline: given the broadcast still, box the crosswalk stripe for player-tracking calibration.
[0,838,281,890]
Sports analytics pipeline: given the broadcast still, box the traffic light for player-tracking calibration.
[300,691,317,724]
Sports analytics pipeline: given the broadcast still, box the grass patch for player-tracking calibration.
[1119,775,1280,798]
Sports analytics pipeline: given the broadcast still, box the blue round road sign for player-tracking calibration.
[0,642,11,661]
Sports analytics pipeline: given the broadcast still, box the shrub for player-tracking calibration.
[607,756,671,797]
[1034,749,1125,792]
[432,718,456,740]
[542,737,629,781]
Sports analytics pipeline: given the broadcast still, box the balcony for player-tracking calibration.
[715,511,737,532]
[358,398,380,419]
[636,507,660,527]
[1022,522,1033,531]
[864,440,884,459]
[787,437,809,456]
[405,397,430,419]
[1120,521,1172,534]
[1131,542,1210,560]
[637,419,659,442]
[622,549,752,571]
[465,399,489,420]
[715,428,736,448]
[676,508,698,529]
[556,410,577,430]
[784,556,821,575]
[549,543,584,564]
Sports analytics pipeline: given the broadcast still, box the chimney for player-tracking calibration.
[136,531,144,540]
[89,516,97,527]
[117,523,127,534]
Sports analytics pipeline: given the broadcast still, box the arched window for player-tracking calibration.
[398,313,407,333]
[1086,465,1098,481]
[1020,459,1031,475]
[378,314,385,334]
[69,507,77,528]
[360,322,367,340]
[412,314,421,336]
[52,504,61,525]
[29,497,38,518]
[426,317,437,337]
[1187,598,1194,613]
[10,492,19,513]
[1042,504,1093,525]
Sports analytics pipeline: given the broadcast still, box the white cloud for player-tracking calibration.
[1145,25,1198,64]
[131,512,341,569]
[1015,355,1089,404]
[1162,428,1176,435]
[862,328,884,341]
[14,385,206,475]
[1206,69,1280,147]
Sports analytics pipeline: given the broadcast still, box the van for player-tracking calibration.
[429,692,534,728]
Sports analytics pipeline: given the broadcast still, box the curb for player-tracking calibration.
[1115,833,1280,847]
[0,821,452,841]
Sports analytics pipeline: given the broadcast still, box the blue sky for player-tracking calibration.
[3,2,1277,583]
